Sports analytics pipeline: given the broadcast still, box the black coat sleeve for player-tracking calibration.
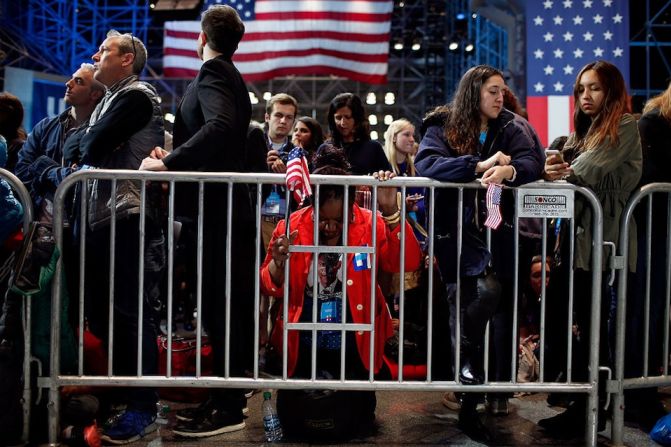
[79,90,153,166]
[162,62,241,171]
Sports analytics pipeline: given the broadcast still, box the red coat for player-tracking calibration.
[260,204,423,377]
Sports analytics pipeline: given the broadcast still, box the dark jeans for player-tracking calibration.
[447,274,500,413]
[85,215,165,412]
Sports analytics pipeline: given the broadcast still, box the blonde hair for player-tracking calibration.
[643,81,671,121]
[383,119,416,176]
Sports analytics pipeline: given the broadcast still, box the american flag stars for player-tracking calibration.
[527,0,628,95]
[526,0,628,146]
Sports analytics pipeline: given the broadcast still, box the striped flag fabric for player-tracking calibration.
[163,0,393,84]
[484,183,503,230]
[286,147,312,205]
[525,0,629,147]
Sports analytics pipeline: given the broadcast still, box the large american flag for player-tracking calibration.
[163,0,393,84]
[525,0,629,147]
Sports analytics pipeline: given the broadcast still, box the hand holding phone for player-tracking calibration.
[544,149,571,181]
[545,149,564,163]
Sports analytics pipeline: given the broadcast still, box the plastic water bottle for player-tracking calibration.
[266,187,281,214]
[262,391,283,442]
[156,402,169,425]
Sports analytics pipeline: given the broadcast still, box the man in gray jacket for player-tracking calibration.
[62,30,165,444]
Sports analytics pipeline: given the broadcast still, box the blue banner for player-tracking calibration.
[31,79,66,126]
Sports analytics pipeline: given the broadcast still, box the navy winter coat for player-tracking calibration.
[415,108,544,282]
[15,109,76,210]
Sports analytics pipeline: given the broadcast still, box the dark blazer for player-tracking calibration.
[163,55,254,225]
[162,54,255,376]
[164,55,251,173]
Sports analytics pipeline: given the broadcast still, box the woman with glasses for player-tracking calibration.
[259,145,422,440]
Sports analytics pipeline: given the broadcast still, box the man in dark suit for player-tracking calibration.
[140,4,254,439]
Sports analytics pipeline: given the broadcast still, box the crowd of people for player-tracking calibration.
[0,3,670,445]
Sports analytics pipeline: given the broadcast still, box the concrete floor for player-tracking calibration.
[123,391,659,446]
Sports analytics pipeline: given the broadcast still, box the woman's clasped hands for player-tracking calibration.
[477,151,514,186]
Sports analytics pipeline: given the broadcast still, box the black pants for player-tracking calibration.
[448,274,501,375]
[85,215,164,412]
[200,208,256,413]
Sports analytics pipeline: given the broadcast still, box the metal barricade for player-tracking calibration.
[612,183,671,446]
[0,167,34,444]
[44,170,604,445]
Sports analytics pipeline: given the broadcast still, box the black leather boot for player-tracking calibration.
[458,394,492,442]
[459,336,483,385]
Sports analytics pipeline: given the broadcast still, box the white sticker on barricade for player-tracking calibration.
[516,188,575,218]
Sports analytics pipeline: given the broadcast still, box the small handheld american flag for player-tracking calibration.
[484,183,503,230]
[285,147,312,206]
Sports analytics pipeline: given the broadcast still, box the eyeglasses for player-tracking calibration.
[129,33,137,59]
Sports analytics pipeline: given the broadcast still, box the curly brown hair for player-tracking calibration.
[444,65,504,155]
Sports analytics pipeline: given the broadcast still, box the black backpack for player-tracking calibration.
[276,372,377,442]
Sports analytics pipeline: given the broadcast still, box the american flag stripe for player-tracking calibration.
[165,47,389,63]
[525,0,628,147]
[484,183,503,230]
[165,29,390,43]
[286,147,312,204]
[527,96,575,147]
[163,0,393,84]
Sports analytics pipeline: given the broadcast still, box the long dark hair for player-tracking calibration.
[573,60,628,151]
[327,93,370,147]
[444,65,504,155]
[295,116,324,156]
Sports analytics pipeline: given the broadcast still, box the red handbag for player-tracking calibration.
[156,335,213,402]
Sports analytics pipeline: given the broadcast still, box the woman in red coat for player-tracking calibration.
[259,146,422,439]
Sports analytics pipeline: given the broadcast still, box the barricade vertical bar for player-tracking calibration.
[78,179,88,376]
[511,204,520,383]
[23,280,32,441]
[586,189,603,447]
[566,218,576,382]
[107,179,117,376]
[664,195,671,377]
[253,183,262,378]
[485,220,491,383]
[136,181,146,376]
[396,185,406,382]
[0,170,36,444]
[309,185,319,381]
[455,188,464,382]
[425,187,436,382]
[224,181,233,378]
[340,184,350,381]
[195,181,204,377]
[539,219,548,381]
[612,188,639,445]
[369,185,379,382]
[643,196,653,376]
[49,171,65,445]
[484,222,490,383]
[398,185,407,381]
[166,181,175,377]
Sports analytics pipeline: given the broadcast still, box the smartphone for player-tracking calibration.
[545,149,564,162]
